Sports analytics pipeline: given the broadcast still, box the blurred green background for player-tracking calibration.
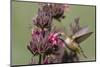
[11,1,96,65]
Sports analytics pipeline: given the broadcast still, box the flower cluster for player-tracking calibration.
[40,3,69,22]
[27,3,68,64]
[33,3,69,30]
[27,29,50,55]
[33,9,52,29]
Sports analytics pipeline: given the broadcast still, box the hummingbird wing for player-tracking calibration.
[70,17,82,35]
[74,32,93,44]
[72,26,93,43]
[72,26,89,39]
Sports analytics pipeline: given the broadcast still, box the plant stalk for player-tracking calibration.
[39,54,42,64]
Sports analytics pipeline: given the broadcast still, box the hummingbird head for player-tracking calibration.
[58,32,69,39]
[56,32,68,41]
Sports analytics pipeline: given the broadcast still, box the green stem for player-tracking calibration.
[39,54,42,64]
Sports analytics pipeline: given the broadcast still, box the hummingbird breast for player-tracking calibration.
[65,38,80,52]
[65,38,72,45]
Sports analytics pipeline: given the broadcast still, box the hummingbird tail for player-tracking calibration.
[79,45,87,58]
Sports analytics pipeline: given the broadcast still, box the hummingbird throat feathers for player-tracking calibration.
[65,37,73,45]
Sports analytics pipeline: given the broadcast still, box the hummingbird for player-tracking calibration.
[59,18,93,58]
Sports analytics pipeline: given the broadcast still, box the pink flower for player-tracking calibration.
[48,32,64,47]
[32,28,41,36]
[28,29,52,55]
[48,33,58,45]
